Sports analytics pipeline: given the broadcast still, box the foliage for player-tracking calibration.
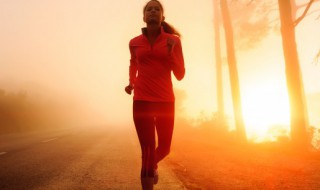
[173,88,236,142]
[229,0,276,50]
[0,89,91,133]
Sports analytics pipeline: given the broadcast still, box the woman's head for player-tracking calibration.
[142,0,181,37]
[143,0,165,26]
[143,0,164,14]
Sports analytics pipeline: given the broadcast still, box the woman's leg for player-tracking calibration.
[154,102,175,169]
[133,101,156,178]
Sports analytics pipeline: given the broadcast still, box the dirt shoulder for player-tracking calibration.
[166,126,320,190]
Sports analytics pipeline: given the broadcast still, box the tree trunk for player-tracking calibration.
[278,0,309,149]
[214,0,224,117]
[220,0,247,142]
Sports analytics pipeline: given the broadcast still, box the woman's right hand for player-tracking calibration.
[125,84,134,95]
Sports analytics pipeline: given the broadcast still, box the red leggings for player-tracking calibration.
[133,101,174,178]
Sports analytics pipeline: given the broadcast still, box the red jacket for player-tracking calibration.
[129,27,185,102]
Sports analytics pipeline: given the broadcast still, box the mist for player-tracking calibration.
[0,0,144,132]
[1,0,320,139]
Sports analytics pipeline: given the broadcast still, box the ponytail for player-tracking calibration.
[161,21,181,37]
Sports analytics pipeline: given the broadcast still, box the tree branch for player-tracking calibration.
[246,0,255,6]
[294,0,315,27]
[313,49,320,65]
[296,0,320,10]
[307,9,320,18]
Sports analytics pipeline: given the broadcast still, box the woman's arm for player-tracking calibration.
[126,45,137,95]
[129,45,137,85]
[168,37,185,81]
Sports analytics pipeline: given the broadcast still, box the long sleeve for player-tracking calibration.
[169,38,185,81]
[128,30,184,102]
[129,45,137,85]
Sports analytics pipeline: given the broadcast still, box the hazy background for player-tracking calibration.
[1,0,319,141]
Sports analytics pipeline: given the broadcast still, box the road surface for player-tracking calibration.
[0,126,185,190]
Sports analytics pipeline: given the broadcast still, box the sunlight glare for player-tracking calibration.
[242,84,290,142]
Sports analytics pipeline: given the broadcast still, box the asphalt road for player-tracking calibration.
[0,126,185,190]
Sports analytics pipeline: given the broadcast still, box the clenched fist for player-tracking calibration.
[125,84,134,95]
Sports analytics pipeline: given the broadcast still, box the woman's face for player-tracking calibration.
[143,1,164,25]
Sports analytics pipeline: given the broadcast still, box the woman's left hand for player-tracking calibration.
[167,37,175,55]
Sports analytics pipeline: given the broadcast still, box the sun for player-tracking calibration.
[241,83,290,142]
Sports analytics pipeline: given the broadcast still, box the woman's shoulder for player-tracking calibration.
[129,34,144,45]
[163,32,181,41]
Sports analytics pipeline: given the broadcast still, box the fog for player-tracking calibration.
[1,0,320,140]
[0,0,145,131]
[0,0,216,132]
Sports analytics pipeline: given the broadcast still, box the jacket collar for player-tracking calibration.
[141,27,164,36]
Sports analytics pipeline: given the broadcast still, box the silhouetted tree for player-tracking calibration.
[220,0,247,142]
[213,0,225,118]
[277,0,317,149]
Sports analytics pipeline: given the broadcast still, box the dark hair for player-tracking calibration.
[143,0,181,37]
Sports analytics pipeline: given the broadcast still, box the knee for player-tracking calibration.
[159,147,170,157]
[165,148,171,156]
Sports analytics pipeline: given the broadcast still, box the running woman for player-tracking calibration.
[125,1,185,189]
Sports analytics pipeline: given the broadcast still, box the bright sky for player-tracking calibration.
[0,0,319,141]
